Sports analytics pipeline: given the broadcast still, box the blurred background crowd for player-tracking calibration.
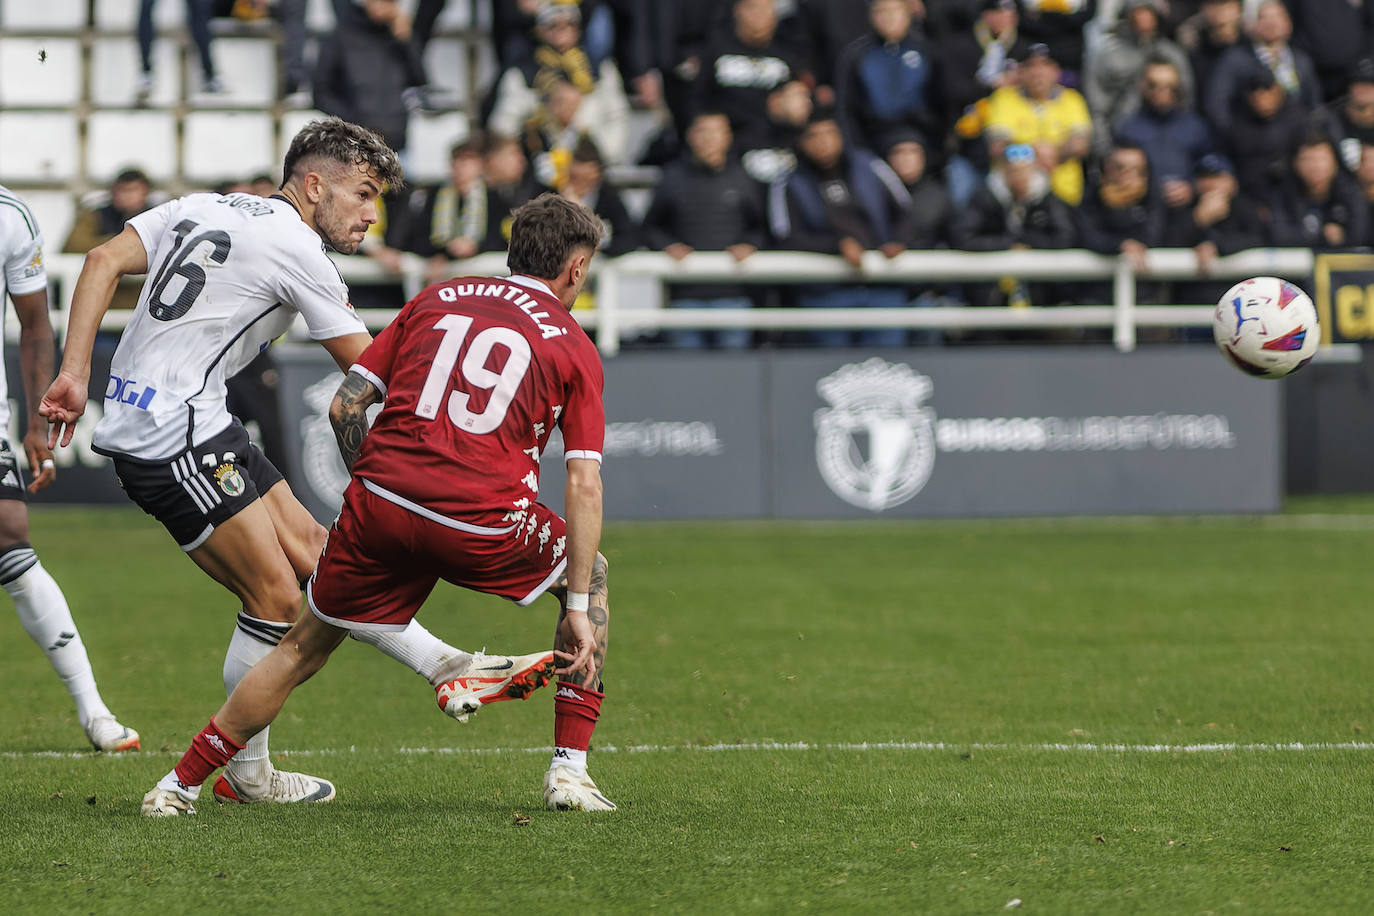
[16,0,1374,346]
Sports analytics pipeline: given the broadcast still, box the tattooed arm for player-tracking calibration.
[551,457,606,685]
[328,372,383,470]
[552,552,610,692]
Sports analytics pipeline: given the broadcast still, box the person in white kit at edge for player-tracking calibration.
[0,184,138,752]
[39,118,538,805]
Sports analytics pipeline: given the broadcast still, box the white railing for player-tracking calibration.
[41,247,1321,357]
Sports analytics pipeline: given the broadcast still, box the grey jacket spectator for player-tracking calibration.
[1084,0,1193,147]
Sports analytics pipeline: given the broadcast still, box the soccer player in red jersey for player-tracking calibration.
[142,194,616,816]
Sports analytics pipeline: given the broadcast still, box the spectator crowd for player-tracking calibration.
[85,0,1374,344]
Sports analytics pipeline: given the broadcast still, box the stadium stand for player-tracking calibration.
[1,0,1364,351]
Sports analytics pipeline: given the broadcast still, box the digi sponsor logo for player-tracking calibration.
[105,374,157,410]
[814,358,937,512]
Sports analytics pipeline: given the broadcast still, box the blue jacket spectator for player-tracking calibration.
[1114,57,1213,212]
[768,110,912,347]
[833,0,940,155]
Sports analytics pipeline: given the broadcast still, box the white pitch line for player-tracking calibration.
[6,740,1374,760]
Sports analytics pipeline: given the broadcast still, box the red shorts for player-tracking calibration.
[307,478,568,632]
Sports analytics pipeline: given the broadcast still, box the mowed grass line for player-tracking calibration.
[0,506,1372,913]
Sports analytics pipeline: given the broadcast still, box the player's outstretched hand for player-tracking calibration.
[39,373,87,449]
[23,429,56,493]
[555,609,597,682]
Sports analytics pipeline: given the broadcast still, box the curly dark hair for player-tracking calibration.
[506,193,604,279]
[281,118,404,190]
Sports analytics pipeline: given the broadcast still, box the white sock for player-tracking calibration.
[222,612,289,785]
[5,555,112,728]
[157,768,201,800]
[350,618,469,685]
[551,748,587,773]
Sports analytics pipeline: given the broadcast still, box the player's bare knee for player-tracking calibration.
[248,573,304,624]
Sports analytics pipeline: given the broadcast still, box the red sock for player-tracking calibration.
[553,681,603,752]
[173,717,245,788]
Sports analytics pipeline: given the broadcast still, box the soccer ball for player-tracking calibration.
[1212,276,1321,379]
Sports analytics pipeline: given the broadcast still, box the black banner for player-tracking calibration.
[1313,253,1374,343]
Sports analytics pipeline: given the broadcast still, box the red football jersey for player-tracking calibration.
[350,275,604,525]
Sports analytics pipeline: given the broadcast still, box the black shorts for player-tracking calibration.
[0,439,27,502]
[111,421,284,550]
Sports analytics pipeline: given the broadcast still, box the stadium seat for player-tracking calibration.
[0,38,82,106]
[182,112,275,183]
[471,38,498,95]
[0,0,85,30]
[21,190,78,253]
[305,0,335,31]
[95,0,182,32]
[0,112,79,182]
[423,39,470,111]
[91,38,180,108]
[436,0,475,29]
[406,114,470,185]
[87,111,178,183]
[277,109,328,169]
[194,38,276,107]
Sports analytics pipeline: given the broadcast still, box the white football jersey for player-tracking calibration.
[0,185,49,433]
[93,193,367,460]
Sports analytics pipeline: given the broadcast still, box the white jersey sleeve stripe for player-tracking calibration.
[349,364,388,397]
[564,449,602,464]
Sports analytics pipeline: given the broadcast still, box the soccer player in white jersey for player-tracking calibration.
[40,119,539,806]
[0,185,138,752]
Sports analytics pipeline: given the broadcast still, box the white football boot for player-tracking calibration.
[85,715,140,753]
[212,767,336,805]
[434,650,557,723]
[544,767,617,811]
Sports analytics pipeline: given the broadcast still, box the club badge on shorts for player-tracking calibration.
[213,463,246,497]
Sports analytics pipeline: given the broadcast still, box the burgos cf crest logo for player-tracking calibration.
[213,463,245,497]
[814,358,936,511]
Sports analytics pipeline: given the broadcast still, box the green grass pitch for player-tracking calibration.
[2,504,1373,914]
